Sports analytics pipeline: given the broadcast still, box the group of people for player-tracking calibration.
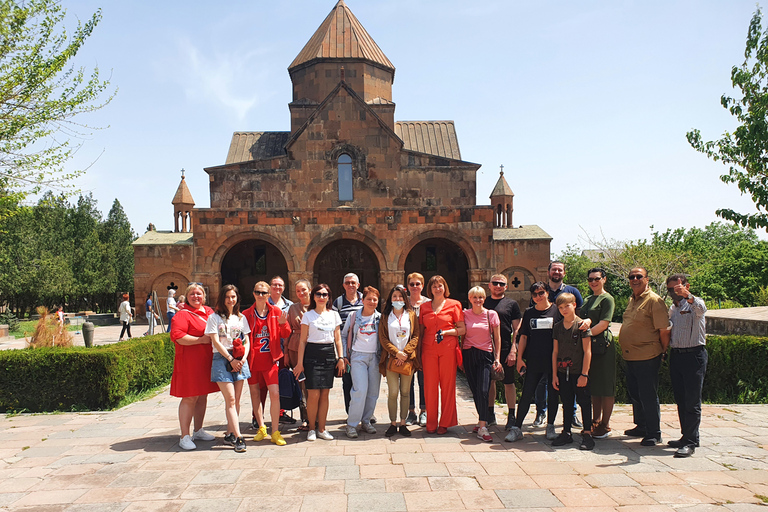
[166,263,707,459]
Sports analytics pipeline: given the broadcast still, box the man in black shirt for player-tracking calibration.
[483,274,521,430]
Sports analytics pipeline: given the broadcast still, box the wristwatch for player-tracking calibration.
[686,294,694,300]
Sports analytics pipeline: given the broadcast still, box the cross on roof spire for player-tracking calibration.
[181,168,186,179]
[499,164,504,176]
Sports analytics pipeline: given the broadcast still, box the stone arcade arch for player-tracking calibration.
[220,240,289,307]
[404,238,471,307]
[313,240,381,296]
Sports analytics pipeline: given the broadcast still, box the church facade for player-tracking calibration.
[133,0,551,311]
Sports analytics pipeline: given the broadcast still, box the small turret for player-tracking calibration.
[490,165,514,228]
[172,169,195,233]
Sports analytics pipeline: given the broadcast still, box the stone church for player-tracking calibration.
[133,0,551,312]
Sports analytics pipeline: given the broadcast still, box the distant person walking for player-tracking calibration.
[167,289,180,333]
[118,293,133,341]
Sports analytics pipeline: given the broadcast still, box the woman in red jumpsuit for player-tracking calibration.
[419,275,466,434]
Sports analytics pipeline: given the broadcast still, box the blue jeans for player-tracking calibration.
[347,350,381,427]
[625,355,662,438]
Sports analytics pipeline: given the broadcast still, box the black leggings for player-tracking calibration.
[557,372,592,433]
[119,321,132,339]
[515,367,559,428]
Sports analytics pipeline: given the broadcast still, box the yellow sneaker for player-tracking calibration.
[271,430,286,446]
[253,425,268,441]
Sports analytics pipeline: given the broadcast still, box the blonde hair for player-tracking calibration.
[184,283,205,300]
[468,286,486,299]
[555,292,576,306]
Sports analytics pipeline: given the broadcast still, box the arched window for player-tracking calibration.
[338,154,353,201]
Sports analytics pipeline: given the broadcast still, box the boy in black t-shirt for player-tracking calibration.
[552,293,594,450]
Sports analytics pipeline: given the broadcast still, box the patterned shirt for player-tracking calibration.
[669,296,707,349]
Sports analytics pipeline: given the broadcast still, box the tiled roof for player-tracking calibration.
[493,225,552,241]
[225,132,291,164]
[289,0,394,72]
[395,121,462,160]
[171,177,195,205]
[490,172,514,197]
[133,231,194,246]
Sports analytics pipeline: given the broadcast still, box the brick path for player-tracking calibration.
[1,326,767,511]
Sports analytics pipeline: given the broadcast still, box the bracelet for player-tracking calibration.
[580,374,589,378]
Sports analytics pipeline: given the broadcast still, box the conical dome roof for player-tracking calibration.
[172,174,195,206]
[289,0,394,72]
[490,170,514,198]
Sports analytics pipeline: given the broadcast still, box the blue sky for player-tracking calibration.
[60,0,766,255]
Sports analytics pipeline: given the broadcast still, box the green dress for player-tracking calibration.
[581,292,616,397]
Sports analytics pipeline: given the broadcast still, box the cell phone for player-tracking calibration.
[297,371,306,382]
[519,365,526,376]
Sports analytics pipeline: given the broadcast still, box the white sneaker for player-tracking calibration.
[346,425,358,438]
[361,422,376,434]
[504,426,523,442]
[193,428,215,441]
[317,430,334,441]
[179,435,196,450]
[307,429,317,441]
[546,424,557,440]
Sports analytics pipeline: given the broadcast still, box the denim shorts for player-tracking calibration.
[211,351,251,383]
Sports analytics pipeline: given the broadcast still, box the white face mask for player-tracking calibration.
[392,301,405,310]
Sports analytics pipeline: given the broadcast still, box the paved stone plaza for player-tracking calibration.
[1,326,768,511]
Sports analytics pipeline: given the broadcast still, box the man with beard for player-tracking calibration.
[530,261,584,430]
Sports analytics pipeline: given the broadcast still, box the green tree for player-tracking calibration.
[100,199,136,294]
[0,0,114,220]
[687,8,768,230]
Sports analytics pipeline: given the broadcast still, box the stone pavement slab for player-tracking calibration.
[1,346,768,511]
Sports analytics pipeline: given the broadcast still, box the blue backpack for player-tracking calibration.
[278,367,303,412]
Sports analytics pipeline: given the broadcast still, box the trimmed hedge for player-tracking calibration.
[495,334,768,405]
[0,334,175,412]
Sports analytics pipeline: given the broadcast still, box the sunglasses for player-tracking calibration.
[491,281,507,287]
[628,275,645,281]
[532,290,546,297]
[344,281,357,286]
[254,291,268,296]
[408,282,422,287]
[587,277,603,282]
[315,292,329,298]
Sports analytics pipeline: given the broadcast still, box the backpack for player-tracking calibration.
[278,367,303,411]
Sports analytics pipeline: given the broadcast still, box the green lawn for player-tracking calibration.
[9,321,85,339]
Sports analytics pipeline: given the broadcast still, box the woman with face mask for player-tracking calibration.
[378,284,421,437]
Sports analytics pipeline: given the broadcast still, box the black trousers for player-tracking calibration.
[119,321,132,339]
[670,346,707,446]
[557,371,592,433]
[343,371,352,412]
[515,366,559,428]
[624,355,662,437]
[463,347,493,423]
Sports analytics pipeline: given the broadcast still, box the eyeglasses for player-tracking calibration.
[491,281,507,287]
[343,281,357,286]
[628,274,645,281]
[254,291,268,296]
[315,292,329,298]
[666,287,677,293]
[532,290,546,297]
[408,282,422,287]
[587,277,603,282]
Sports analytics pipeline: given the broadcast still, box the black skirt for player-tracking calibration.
[304,343,336,389]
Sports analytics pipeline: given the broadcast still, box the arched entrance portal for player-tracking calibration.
[314,240,380,296]
[404,238,470,308]
[221,240,289,307]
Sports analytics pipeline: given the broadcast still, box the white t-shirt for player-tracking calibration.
[167,296,177,312]
[346,312,379,353]
[206,312,251,352]
[387,310,411,351]
[119,301,132,323]
[301,309,342,344]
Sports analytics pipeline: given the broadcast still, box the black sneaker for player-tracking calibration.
[552,432,573,447]
[223,433,236,446]
[640,435,662,446]
[533,411,546,427]
[399,425,411,437]
[369,415,377,425]
[250,417,259,430]
[572,416,583,429]
[405,411,418,426]
[234,437,246,453]
[279,412,297,424]
[623,427,647,438]
[580,433,595,451]
[385,425,398,437]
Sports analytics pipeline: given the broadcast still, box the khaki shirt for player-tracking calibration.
[619,288,669,361]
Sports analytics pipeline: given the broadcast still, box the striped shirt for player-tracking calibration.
[669,296,707,349]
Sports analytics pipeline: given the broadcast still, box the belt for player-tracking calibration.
[671,346,705,353]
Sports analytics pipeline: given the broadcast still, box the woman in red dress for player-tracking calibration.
[419,275,466,434]
[170,283,218,450]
